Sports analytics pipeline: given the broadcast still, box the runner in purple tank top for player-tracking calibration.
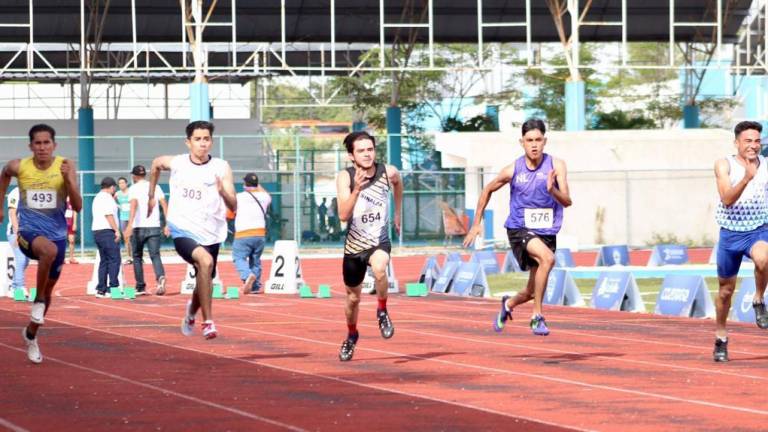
[463,118,572,336]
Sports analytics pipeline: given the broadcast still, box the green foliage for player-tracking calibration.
[520,45,603,129]
[591,110,656,130]
[442,114,498,132]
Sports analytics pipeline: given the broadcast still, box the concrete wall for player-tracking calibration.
[436,129,735,247]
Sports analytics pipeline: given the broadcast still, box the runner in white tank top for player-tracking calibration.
[712,121,768,363]
[147,121,237,340]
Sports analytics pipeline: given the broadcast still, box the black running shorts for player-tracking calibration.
[342,242,392,287]
[173,237,220,278]
[506,228,556,272]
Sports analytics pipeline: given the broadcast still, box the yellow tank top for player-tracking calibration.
[17,156,68,240]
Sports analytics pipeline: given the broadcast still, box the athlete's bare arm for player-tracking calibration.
[715,157,754,206]
[60,159,82,212]
[218,162,237,212]
[462,163,516,248]
[386,164,403,232]
[0,159,20,224]
[548,158,572,207]
[336,168,369,222]
[147,155,174,217]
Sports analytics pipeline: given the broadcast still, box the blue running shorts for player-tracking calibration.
[717,227,768,278]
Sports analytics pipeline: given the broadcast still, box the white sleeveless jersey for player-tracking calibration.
[344,163,390,255]
[167,154,229,245]
[715,155,768,232]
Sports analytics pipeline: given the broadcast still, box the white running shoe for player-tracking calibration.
[22,327,42,364]
[156,276,167,296]
[181,300,195,336]
[202,321,217,340]
[30,302,45,325]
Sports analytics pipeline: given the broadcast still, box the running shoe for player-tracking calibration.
[339,335,358,362]
[202,321,217,340]
[493,295,512,332]
[754,302,768,329]
[181,300,195,336]
[22,327,42,364]
[713,338,729,362]
[30,302,45,325]
[156,276,167,296]
[530,314,550,336]
[242,274,257,295]
[95,291,108,298]
[377,310,394,339]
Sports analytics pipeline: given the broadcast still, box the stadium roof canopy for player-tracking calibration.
[0,0,757,82]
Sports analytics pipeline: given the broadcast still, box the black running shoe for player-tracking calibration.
[754,302,768,329]
[713,339,729,363]
[377,310,394,339]
[339,337,357,362]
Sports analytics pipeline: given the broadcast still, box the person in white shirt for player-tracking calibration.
[123,165,169,296]
[148,121,236,340]
[6,187,30,297]
[233,173,271,294]
[91,177,121,297]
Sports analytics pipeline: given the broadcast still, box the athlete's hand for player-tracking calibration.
[352,167,369,193]
[146,195,155,218]
[394,212,401,234]
[123,224,133,240]
[60,159,75,184]
[462,224,482,248]
[745,161,758,182]
[163,225,170,237]
[547,169,557,193]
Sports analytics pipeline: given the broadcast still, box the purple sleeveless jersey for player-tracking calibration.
[504,153,563,236]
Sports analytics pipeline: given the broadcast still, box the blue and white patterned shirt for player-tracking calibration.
[715,155,768,232]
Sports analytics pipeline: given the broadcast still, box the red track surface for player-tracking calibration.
[3,249,765,432]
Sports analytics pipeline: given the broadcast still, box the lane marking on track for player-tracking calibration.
[12,300,768,419]
[0,342,307,432]
[0,307,592,432]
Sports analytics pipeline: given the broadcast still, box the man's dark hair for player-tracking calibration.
[118,177,128,183]
[28,124,56,142]
[521,118,546,136]
[343,131,376,154]
[734,121,762,138]
[186,120,215,139]
[100,176,117,189]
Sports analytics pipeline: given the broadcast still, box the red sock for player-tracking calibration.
[377,298,387,311]
[347,323,357,335]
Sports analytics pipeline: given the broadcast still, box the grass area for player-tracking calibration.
[487,273,722,311]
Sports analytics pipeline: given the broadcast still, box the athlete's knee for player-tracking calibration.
[197,255,214,273]
[536,252,555,269]
[717,281,736,300]
[371,264,387,281]
[37,245,57,265]
[753,253,768,271]
[347,290,361,306]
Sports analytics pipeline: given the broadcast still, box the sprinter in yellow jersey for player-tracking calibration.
[0,124,82,364]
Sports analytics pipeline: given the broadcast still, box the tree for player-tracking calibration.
[520,45,602,129]
[591,110,656,130]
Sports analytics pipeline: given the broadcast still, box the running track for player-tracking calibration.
[2,249,765,432]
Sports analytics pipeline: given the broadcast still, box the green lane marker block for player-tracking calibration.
[299,284,314,298]
[123,287,136,299]
[406,283,428,297]
[317,284,331,298]
[110,287,123,299]
[13,288,26,301]
[226,287,240,299]
[212,284,225,299]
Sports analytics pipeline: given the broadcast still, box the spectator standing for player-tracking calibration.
[64,196,78,264]
[115,177,133,264]
[6,187,30,297]
[92,177,121,297]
